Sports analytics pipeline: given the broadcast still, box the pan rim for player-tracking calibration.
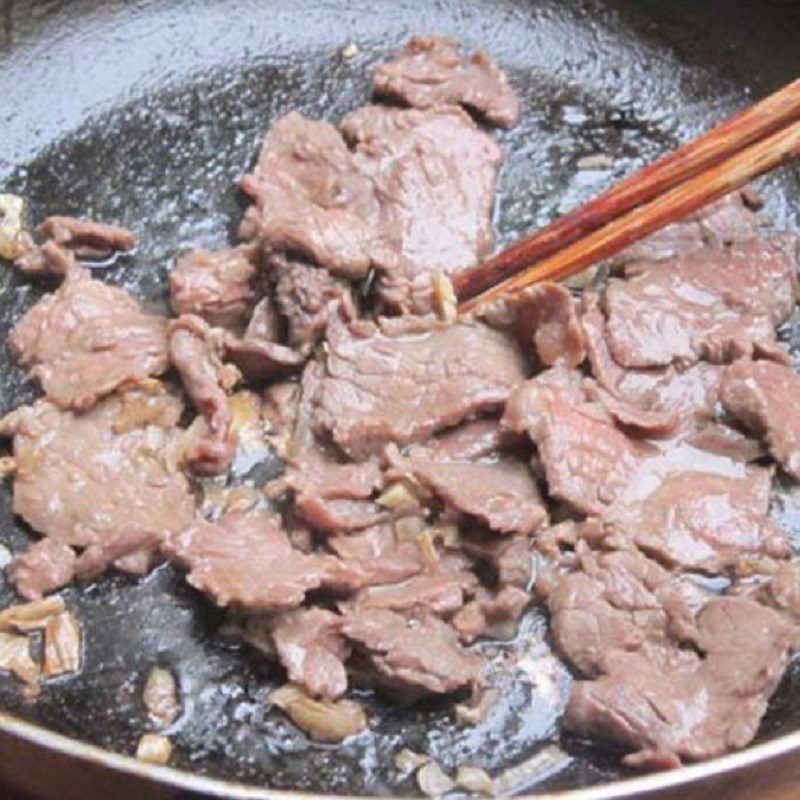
[2,709,800,799]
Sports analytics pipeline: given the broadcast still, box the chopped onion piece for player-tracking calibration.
[0,631,39,685]
[270,683,367,743]
[417,761,455,797]
[43,611,82,678]
[0,194,26,260]
[394,748,430,775]
[143,666,180,727]
[136,733,173,765]
[455,766,496,795]
[432,270,458,325]
[0,596,65,632]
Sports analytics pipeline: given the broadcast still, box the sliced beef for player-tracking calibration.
[0,388,194,573]
[221,330,306,385]
[551,546,797,768]
[165,511,334,611]
[503,369,651,516]
[345,106,503,312]
[36,216,136,259]
[720,359,800,481]
[460,532,534,590]
[245,297,284,343]
[169,245,258,329]
[9,268,169,410]
[167,314,236,476]
[14,238,78,278]
[317,314,527,459]
[269,256,353,350]
[372,36,520,129]
[239,111,377,279]
[479,283,586,368]
[403,418,514,462]
[604,241,796,369]
[270,608,349,700]
[341,608,481,696]
[603,459,789,572]
[9,539,77,601]
[451,585,529,643]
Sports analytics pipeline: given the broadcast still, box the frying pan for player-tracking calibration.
[2,0,800,797]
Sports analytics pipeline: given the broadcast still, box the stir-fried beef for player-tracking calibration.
[720,359,800,481]
[169,245,258,329]
[452,585,529,643]
[221,329,306,384]
[605,242,796,369]
[165,511,334,611]
[316,314,527,459]
[479,283,587,368]
[0,388,194,573]
[345,106,503,312]
[10,268,169,410]
[372,36,520,129]
[460,532,534,590]
[239,111,377,279]
[37,216,136,258]
[9,539,77,601]
[167,315,236,476]
[270,608,349,700]
[551,546,797,768]
[341,608,481,696]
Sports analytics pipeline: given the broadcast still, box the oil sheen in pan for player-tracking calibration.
[1,0,800,794]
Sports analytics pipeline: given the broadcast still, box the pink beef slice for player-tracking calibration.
[340,607,481,696]
[503,368,652,516]
[238,111,378,279]
[36,216,137,258]
[720,359,800,481]
[343,105,504,313]
[392,422,546,536]
[478,283,587,368]
[603,241,796,369]
[372,37,520,129]
[169,245,258,330]
[165,511,337,611]
[9,267,169,410]
[552,546,797,769]
[316,314,527,460]
[270,608,349,700]
[9,539,77,601]
[451,585,530,643]
[0,388,194,574]
[167,314,236,476]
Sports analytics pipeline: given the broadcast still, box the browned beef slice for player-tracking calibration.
[324,523,426,592]
[372,37,520,129]
[602,458,789,572]
[270,256,353,350]
[451,585,529,643]
[169,245,258,329]
[245,297,284,343]
[14,237,78,277]
[403,418,514,462]
[503,369,651,516]
[341,608,481,695]
[270,608,349,700]
[611,192,757,265]
[37,216,136,258]
[9,268,169,410]
[479,283,586,368]
[168,314,236,476]
[460,532,534,590]
[0,388,194,572]
[165,511,335,611]
[551,546,797,768]
[720,359,800,481]
[221,331,306,385]
[239,111,377,279]
[604,242,796,369]
[317,314,527,459]
[344,106,503,312]
[9,539,77,601]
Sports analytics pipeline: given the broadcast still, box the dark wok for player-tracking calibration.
[2,0,800,797]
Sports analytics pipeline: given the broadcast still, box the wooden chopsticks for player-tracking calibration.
[456,77,800,312]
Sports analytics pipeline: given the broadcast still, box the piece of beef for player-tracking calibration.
[720,359,800,481]
[9,267,169,410]
[14,238,78,278]
[372,37,520,129]
[9,539,77,601]
[344,106,503,312]
[245,297,284,343]
[341,608,481,696]
[269,256,353,350]
[37,216,136,259]
[403,418,515,462]
[167,314,236,476]
[451,585,530,643]
[317,314,527,459]
[169,245,258,329]
[270,608,349,700]
[479,283,586,368]
[221,331,306,385]
[503,368,652,516]
[602,461,789,572]
[239,111,378,279]
[551,546,797,768]
[165,511,335,611]
[0,388,194,574]
[460,532,534,590]
[604,241,796,369]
